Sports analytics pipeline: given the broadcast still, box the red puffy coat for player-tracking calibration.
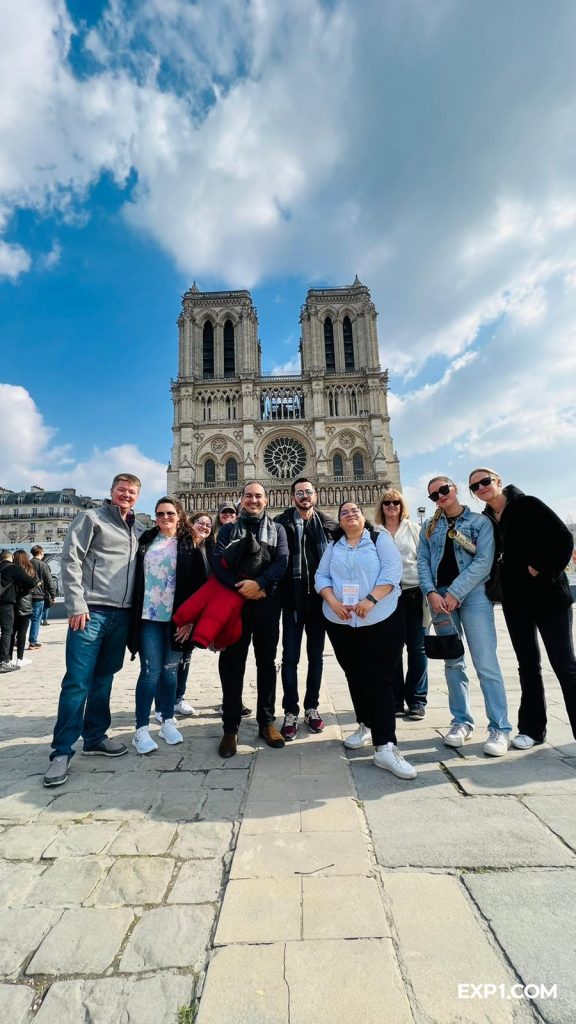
[172,576,244,650]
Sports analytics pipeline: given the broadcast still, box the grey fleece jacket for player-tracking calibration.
[61,500,141,616]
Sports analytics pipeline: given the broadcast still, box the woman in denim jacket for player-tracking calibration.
[418,476,511,756]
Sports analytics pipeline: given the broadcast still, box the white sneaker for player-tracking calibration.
[159,718,183,745]
[484,729,510,757]
[374,742,417,779]
[132,727,158,755]
[174,699,196,716]
[511,733,536,750]
[344,723,371,749]
[17,658,32,667]
[444,723,474,747]
[153,711,163,724]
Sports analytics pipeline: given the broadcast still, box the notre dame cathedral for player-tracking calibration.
[167,277,401,514]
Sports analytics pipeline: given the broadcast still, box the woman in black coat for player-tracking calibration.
[128,498,211,754]
[469,468,575,749]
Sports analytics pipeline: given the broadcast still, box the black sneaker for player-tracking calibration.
[82,738,128,757]
[408,705,426,720]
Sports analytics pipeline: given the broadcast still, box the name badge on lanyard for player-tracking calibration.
[342,583,360,606]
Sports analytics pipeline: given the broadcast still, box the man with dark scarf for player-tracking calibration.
[213,481,289,758]
[274,479,338,740]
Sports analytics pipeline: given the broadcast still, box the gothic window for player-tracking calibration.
[263,436,306,480]
[343,316,355,371]
[223,319,235,376]
[324,317,336,371]
[225,457,238,483]
[203,321,214,378]
[204,459,216,484]
[353,452,365,479]
[333,453,344,479]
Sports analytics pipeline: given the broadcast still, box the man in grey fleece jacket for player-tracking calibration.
[44,474,142,787]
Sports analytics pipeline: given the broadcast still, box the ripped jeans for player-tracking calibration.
[135,620,182,728]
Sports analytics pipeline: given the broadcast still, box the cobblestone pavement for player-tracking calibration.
[0,610,575,1023]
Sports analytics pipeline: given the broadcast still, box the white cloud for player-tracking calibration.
[0,383,166,511]
[0,240,31,279]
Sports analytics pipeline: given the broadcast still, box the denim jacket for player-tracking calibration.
[417,506,494,604]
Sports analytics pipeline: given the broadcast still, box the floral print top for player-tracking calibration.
[142,535,177,621]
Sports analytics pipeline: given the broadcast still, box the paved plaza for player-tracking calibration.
[0,610,575,1024]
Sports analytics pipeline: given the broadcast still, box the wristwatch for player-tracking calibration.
[365,594,378,604]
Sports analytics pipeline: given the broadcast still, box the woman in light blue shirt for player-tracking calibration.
[315,501,416,779]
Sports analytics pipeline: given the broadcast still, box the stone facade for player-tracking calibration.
[168,278,401,514]
[0,487,100,547]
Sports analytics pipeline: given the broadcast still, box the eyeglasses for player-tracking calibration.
[340,507,361,518]
[156,511,177,518]
[295,489,314,498]
[428,485,452,502]
[382,500,401,507]
[469,477,494,493]
[194,520,212,528]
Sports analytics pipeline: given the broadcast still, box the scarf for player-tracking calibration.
[230,509,279,548]
[291,509,330,621]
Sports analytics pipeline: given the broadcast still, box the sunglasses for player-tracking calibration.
[382,500,401,507]
[295,489,314,498]
[194,521,212,528]
[156,511,177,518]
[469,476,494,493]
[428,484,452,502]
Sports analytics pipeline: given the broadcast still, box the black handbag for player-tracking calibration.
[485,555,503,604]
[424,614,465,660]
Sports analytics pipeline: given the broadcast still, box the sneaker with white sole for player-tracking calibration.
[281,713,298,741]
[16,658,32,667]
[153,711,163,724]
[374,742,417,779]
[132,727,159,755]
[343,723,371,749]
[43,755,70,787]
[511,733,541,749]
[304,708,325,734]
[159,718,183,745]
[444,722,474,747]
[483,729,510,757]
[174,699,196,716]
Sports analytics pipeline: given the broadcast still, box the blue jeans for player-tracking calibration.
[281,597,326,715]
[431,586,511,733]
[29,600,44,644]
[155,652,190,712]
[135,621,181,729]
[50,609,130,759]
[392,587,428,710]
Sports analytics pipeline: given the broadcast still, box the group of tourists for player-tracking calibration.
[0,544,56,672]
[37,468,575,788]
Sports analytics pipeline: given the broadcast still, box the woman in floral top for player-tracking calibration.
[128,497,209,754]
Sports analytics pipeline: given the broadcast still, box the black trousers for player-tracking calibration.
[0,604,15,664]
[10,613,31,661]
[503,601,576,742]
[326,605,405,746]
[219,596,281,733]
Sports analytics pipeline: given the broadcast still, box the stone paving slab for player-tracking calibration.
[384,873,534,1024]
[33,974,195,1024]
[302,875,390,939]
[196,943,289,1024]
[0,983,35,1023]
[446,748,576,795]
[91,856,175,905]
[119,904,215,972]
[167,857,223,903]
[0,824,60,859]
[215,877,302,944]
[106,820,177,855]
[26,907,134,975]
[0,908,61,975]
[41,821,120,857]
[241,800,302,833]
[285,939,413,1024]
[170,820,233,859]
[464,870,576,1024]
[521,794,576,851]
[0,859,46,905]
[230,830,372,878]
[25,856,109,906]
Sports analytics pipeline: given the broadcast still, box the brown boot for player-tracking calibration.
[258,724,285,749]
[218,733,237,759]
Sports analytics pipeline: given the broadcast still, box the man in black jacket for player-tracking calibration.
[0,551,36,673]
[28,545,57,650]
[274,479,338,740]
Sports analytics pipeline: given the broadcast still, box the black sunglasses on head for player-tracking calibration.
[382,499,401,507]
[428,484,452,502]
[469,476,494,493]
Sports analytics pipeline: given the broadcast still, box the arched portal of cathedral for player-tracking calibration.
[167,279,401,515]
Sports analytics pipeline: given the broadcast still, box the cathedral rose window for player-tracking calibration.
[263,436,306,479]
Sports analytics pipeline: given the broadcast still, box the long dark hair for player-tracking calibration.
[13,549,35,577]
[189,510,215,548]
[154,497,195,541]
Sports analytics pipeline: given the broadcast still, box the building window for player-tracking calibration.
[225,457,238,483]
[263,436,306,480]
[343,316,355,371]
[353,452,365,479]
[333,454,344,479]
[324,317,336,371]
[223,319,235,376]
[203,322,215,378]
[204,459,216,484]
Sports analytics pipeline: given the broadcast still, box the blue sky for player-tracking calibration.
[1,0,576,520]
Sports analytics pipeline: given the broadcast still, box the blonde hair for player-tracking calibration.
[374,488,409,526]
[425,476,455,538]
[468,467,501,487]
